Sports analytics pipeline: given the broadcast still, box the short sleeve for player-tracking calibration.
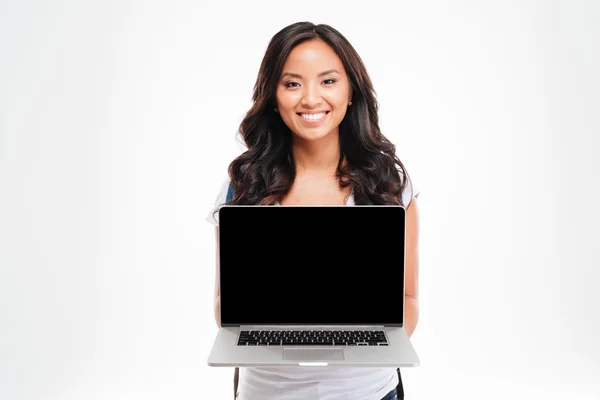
[401,175,420,208]
[205,177,231,227]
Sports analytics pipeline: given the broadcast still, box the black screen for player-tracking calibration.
[219,205,405,326]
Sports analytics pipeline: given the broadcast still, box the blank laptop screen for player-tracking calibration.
[218,205,406,326]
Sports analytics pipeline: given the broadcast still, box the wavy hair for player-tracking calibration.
[225,21,413,206]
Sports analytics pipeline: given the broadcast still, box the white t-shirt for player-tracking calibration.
[206,176,420,400]
[206,176,419,226]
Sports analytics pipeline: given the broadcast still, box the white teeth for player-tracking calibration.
[300,112,326,120]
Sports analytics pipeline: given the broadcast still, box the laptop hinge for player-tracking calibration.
[239,325,388,329]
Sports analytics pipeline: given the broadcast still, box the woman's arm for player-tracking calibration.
[404,196,420,338]
[214,227,221,327]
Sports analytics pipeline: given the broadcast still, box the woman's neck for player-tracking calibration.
[291,132,341,177]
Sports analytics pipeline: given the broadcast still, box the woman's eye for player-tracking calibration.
[323,79,336,84]
[285,82,300,88]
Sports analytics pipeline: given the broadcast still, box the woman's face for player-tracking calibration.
[275,39,352,142]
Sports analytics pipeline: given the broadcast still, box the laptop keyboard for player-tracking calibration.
[237,330,389,346]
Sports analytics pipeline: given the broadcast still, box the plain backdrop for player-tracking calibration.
[1,1,599,399]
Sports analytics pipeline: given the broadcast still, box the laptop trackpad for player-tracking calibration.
[283,348,344,361]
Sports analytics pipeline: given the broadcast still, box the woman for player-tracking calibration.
[207,21,420,400]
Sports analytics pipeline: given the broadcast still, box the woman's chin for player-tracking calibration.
[292,127,337,142]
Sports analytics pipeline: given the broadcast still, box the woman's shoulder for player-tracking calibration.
[205,175,231,226]
[402,173,420,208]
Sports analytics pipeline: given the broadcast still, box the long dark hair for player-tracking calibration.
[226,21,414,206]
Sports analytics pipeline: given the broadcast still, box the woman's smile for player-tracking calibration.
[297,111,330,125]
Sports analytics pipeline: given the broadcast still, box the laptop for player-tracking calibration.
[207,205,420,367]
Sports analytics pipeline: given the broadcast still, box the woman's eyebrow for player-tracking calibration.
[280,69,341,79]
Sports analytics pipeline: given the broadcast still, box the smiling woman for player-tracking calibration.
[206,21,420,400]
[275,40,352,142]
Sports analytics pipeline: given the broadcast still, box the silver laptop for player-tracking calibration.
[207,205,420,367]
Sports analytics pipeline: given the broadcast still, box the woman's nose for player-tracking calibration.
[301,83,323,108]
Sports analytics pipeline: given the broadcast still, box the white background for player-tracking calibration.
[1,0,599,399]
